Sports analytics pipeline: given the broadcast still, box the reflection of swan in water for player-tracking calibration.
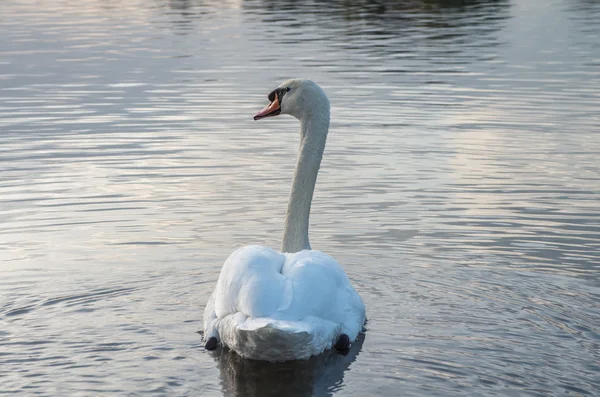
[214,333,365,397]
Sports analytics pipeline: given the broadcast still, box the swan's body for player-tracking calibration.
[203,246,365,361]
[203,79,365,361]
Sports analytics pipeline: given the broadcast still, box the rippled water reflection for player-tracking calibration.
[1,0,599,396]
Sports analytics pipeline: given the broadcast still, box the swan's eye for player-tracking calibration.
[285,87,291,92]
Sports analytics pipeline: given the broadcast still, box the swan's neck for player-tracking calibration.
[281,111,330,253]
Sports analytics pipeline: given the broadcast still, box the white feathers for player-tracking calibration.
[204,246,366,361]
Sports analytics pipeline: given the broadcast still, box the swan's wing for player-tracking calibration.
[339,280,366,338]
[213,246,288,319]
[203,288,218,339]
[282,250,366,339]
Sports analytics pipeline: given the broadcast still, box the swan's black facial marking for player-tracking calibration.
[255,87,290,120]
[268,87,290,104]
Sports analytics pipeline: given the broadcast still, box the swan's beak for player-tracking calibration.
[254,94,281,120]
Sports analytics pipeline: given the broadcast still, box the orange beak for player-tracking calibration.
[254,94,281,120]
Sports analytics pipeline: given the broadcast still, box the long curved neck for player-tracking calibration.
[281,111,330,253]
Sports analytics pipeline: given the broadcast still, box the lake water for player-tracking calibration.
[1,0,599,396]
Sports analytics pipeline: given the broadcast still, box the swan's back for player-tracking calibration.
[203,245,365,361]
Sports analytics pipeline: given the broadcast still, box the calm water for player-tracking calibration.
[1,0,599,396]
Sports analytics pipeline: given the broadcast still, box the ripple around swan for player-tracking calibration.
[1,0,600,396]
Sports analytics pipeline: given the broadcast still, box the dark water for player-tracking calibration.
[1,0,599,396]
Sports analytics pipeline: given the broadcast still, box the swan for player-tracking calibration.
[202,79,366,361]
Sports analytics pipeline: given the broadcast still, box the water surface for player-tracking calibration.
[1,0,599,396]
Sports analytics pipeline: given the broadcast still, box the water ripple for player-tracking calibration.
[1,0,599,396]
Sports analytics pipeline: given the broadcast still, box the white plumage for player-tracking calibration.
[203,79,366,361]
[204,246,365,361]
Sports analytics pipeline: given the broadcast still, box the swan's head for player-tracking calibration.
[254,79,330,122]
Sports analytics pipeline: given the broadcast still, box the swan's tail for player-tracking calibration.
[217,315,339,361]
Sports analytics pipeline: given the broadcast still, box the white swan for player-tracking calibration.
[203,79,366,361]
